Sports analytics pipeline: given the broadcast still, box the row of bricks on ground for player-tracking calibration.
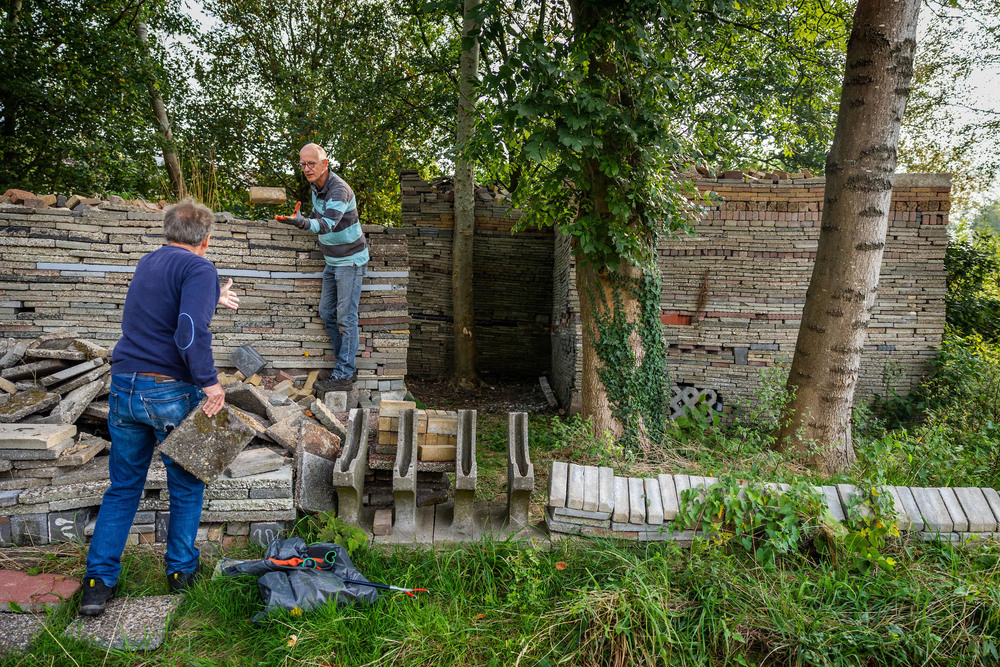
[0,512,287,547]
[547,463,1000,536]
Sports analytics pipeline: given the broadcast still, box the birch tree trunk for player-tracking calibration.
[776,0,921,474]
[452,0,480,386]
[137,22,186,201]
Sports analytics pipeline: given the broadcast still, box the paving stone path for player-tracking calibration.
[546,462,1000,543]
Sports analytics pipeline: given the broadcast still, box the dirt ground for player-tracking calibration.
[405,375,556,416]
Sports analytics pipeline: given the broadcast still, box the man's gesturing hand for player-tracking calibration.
[202,382,226,417]
[218,278,240,310]
[275,201,310,230]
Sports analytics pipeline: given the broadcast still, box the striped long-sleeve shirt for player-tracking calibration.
[307,169,369,267]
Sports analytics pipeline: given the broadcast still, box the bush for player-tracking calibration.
[946,230,1000,340]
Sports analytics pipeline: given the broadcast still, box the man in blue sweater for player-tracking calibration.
[276,143,368,392]
[80,200,239,616]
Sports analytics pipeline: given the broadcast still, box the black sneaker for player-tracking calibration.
[167,570,198,593]
[79,577,115,616]
[315,373,356,393]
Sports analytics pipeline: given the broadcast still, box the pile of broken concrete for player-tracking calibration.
[0,334,353,547]
[1,188,164,213]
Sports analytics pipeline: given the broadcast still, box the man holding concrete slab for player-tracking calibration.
[275,143,368,393]
[80,200,239,616]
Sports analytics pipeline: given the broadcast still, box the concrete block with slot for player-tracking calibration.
[331,408,370,526]
[452,409,477,532]
[392,408,419,534]
[158,401,256,484]
[230,344,268,378]
[506,411,534,528]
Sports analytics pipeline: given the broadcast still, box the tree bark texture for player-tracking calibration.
[137,22,186,201]
[451,0,480,386]
[776,0,920,474]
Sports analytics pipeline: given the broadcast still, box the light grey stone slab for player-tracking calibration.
[10,513,48,545]
[982,488,1000,525]
[51,456,110,486]
[0,423,77,451]
[42,378,105,424]
[199,509,296,522]
[612,476,629,523]
[551,512,611,527]
[209,465,293,490]
[39,359,103,387]
[611,521,651,532]
[63,595,180,651]
[658,474,679,520]
[819,486,846,522]
[836,483,873,521]
[939,487,970,533]
[687,475,706,501]
[310,399,347,441]
[566,463,585,510]
[881,486,912,531]
[1,359,66,382]
[597,466,614,513]
[0,436,76,460]
[159,402,255,484]
[49,363,109,396]
[294,449,335,513]
[224,384,270,417]
[0,613,45,656]
[18,480,110,505]
[0,490,19,507]
[323,391,348,412]
[249,486,292,499]
[224,447,284,478]
[893,486,924,532]
[644,477,664,525]
[553,506,611,521]
[548,461,568,508]
[911,487,953,533]
[581,465,599,512]
[954,487,998,533]
[49,495,104,512]
[674,475,692,504]
[0,390,61,423]
[545,509,583,535]
[206,498,293,512]
[627,477,645,524]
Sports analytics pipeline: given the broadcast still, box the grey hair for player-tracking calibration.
[163,199,214,246]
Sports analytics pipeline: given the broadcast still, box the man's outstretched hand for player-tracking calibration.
[275,201,310,230]
[218,278,240,310]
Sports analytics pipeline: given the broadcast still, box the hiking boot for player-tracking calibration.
[315,373,357,393]
[79,577,115,616]
[167,570,198,593]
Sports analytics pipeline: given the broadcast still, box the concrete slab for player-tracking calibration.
[881,486,912,531]
[954,487,998,533]
[612,476,629,523]
[911,487,953,533]
[0,613,45,656]
[658,474,678,520]
[674,475,691,504]
[299,420,341,460]
[0,570,80,612]
[64,595,180,651]
[41,378,106,424]
[581,465,599,512]
[0,341,28,370]
[18,479,110,505]
[224,447,284,478]
[294,449,335,513]
[49,363,110,396]
[310,399,348,441]
[597,466,613,514]
[566,464,585,510]
[548,461,568,508]
[0,423,77,450]
[1,359,66,382]
[939,487,970,533]
[836,484,873,521]
[891,486,924,532]
[51,455,110,486]
[553,506,612,521]
[982,488,1000,525]
[0,391,62,423]
[545,508,583,536]
[265,418,299,453]
[627,477,645,524]
[324,391,348,412]
[10,514,48,545]
[158,401,256,484]
[644,477,664,525]
[55,433,109,466]
[224,384,271,417]
[39,359,104,387]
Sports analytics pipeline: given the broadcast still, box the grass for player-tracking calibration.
[2,536,999,666]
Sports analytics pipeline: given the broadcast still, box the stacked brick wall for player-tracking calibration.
[648,173,949,408]
[0,203,409,394]
[401,171,554,378]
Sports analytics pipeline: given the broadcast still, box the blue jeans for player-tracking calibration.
[86,373,206,587]
[319,263,367,380]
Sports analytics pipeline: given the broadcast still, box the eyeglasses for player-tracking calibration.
[299,160,322,170]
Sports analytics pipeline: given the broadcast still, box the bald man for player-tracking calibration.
[276,144,368,391]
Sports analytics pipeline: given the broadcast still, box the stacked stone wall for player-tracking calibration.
[0,203,409,394]
[401,171,554,378]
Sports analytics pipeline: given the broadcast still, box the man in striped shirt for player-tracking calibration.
[276,143,368,391]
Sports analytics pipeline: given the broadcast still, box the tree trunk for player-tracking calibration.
[776,0,921,474]
[452,0,480,386]
[137,22,186,201]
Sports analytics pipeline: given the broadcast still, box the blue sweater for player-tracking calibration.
[308,169,369,267]
[111,245,221,387]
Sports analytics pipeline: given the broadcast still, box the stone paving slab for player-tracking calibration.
[581,465,599,512]
[0,390,62,423]
[159,402,255,484]
[674,475,691,501]
[658,474,679,520]
[911,487,953,533]
[552,506,611,521]
[644,477,664,525]
[881,486,912,531]
[548,461,568,509]
[954,488,997,533]
[0,613,46,656]
[50,363,110,396]
[566,464,585,510]
[224,447,284,478]
[597,467,613,514]
[939,487,970,533]
[64,595,180,651]
[612,476,628,523]
[40,378,106,424]
[892,486,925,532]
[0,570,80,612]
[819,486,846,522]
[982,488,1000,524]
[0,423,77,450]
[627,477,645,524]
[39,359,104,387]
